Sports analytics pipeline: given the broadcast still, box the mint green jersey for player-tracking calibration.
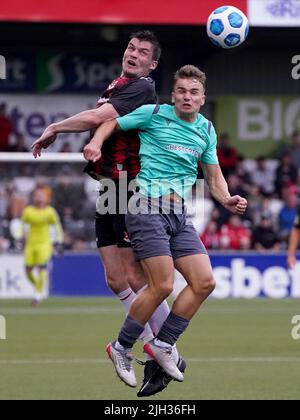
[117,104,219,198]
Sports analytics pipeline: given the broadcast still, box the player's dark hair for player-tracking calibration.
[130,30,162,61]
[174,65,206,89]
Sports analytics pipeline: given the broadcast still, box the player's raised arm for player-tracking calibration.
[51,209,64,256]
[83,119,119,163]
[202,163,248,215]
[52,210,64,245]
[31,103,119,158]
[83,104,156,163]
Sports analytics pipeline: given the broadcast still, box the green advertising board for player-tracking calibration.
[215,96,300,158]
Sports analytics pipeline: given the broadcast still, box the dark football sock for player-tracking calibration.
[118,315,145,349]
[156,312,189,346]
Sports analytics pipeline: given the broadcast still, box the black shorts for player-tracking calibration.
[95,212,131,248]
[95,180,133,249]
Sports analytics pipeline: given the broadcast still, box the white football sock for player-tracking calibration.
[148,300,170,336]
[118,288,135,311]
[118,288,154,344]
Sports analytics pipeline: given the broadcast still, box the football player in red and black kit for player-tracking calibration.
[32,31,185,397]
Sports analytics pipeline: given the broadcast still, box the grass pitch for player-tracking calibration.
[0,298,299,400]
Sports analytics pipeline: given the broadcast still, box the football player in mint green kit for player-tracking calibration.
[87,65,248,389]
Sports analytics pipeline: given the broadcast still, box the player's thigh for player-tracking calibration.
[24,246,35,268]
[125,211,172,263]
[108,210,145,289]
[141,256,175,295]
[174,254,215,294]
[99,245,126,286]
[171,223,207,261]
[118,247,147,291]
[36,243,52,266]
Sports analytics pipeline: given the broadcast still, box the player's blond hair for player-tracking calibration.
[174,65,206,89]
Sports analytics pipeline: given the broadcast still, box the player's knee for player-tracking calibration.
[201,275,216,296]
[106,273,127,294]
[124,273,146,293]
[192,274,215,297]
[154,282,173,301]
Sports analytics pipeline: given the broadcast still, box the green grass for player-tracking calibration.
[0,298,300,400]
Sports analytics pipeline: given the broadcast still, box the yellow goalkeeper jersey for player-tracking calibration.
[21,206,63,246]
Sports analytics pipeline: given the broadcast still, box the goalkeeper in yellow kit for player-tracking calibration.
[21,188,64,305]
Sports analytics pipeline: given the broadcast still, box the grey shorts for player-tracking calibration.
[125,194,207,262]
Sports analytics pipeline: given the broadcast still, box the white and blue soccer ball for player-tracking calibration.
[207,5,249,49]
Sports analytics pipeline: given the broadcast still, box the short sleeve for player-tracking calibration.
[117,104,156,131]
[109,79,157,116]
[201,122,219,165]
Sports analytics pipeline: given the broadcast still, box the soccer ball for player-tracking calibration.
[207,5,249,49]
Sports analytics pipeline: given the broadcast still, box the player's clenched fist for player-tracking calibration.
[224,195,248,216]
[83,141,102,163]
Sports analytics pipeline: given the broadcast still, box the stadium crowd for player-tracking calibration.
[0,100,299,253]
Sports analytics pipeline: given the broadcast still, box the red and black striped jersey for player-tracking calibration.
[84,76,157,180]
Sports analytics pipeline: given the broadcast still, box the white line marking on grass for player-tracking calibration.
[0,307,123,316]
[1,357,300,366]
[0,359,106,365]
[187,357,300,363]
[1,306,298,316]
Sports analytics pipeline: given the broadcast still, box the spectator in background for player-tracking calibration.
[0,229,9,252]
[277,131,300,170]
[217,133,238,178]
[53,176,86,222]
[5,183,27,220]
[227,173,248,198]
[59,142,72,153]
[247,184,263,226]
[275,153,298,197]
[0,185,8,220]
[201,221,221,250]
[252,211,280,252]
[250,156,275,196]
[260,194,284,226]
[210,206,224,230]
[286,131,300,170]
[9,133,29,153]
[0,103,13,152]
[256,196,284,232]
[0,185,10,250]
[220,215,251,250]
[213,173,248,227]
[278,192,298,242]
[235,155,252,187]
